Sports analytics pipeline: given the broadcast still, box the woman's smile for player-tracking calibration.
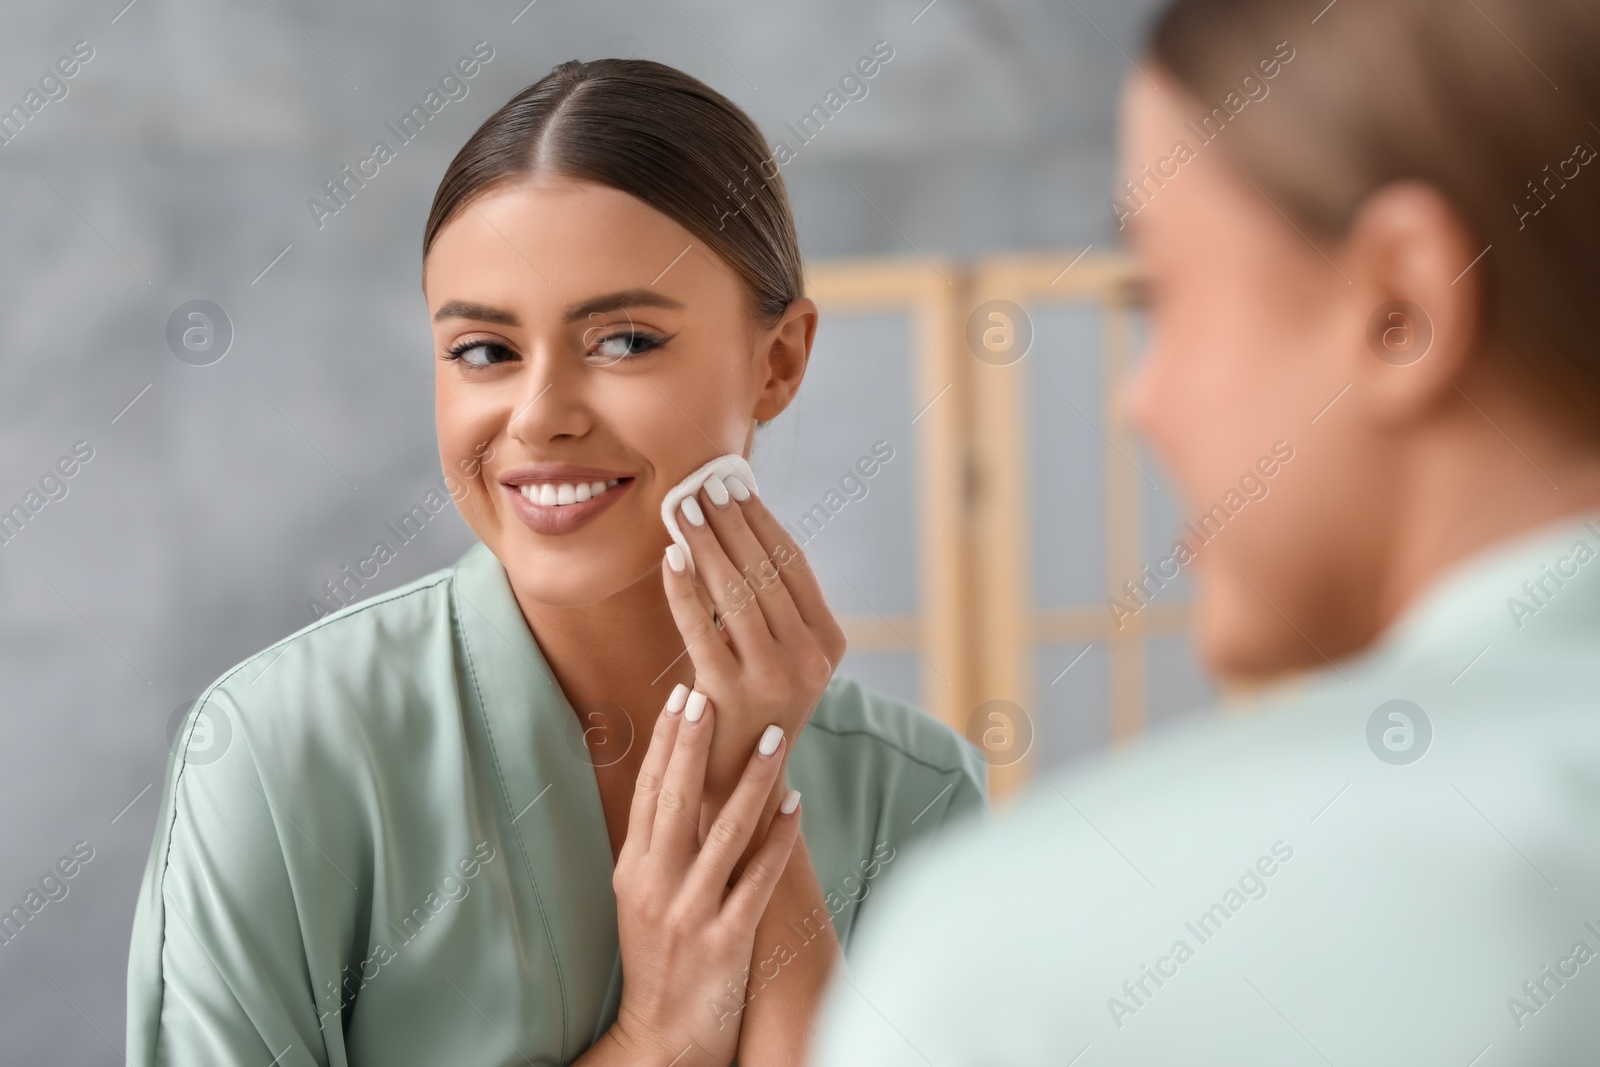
[499,463,637,535]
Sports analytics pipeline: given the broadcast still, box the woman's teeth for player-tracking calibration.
[518,479,621,507]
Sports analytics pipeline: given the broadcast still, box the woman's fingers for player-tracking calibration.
[684,722,789,899]
[609,694,802,1067]
[674,487,784,654]
[621,683,690,861]
[724,487,846,662]
[651,688,716,861]
[720,786,803,930]
[692,477,810,648]
[662,547,739,679]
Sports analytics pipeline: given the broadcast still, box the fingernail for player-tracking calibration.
[680,496,705,528]
[779,788,801,815]
[665,544,687,574]
[704,475,730,508]
[665,683,689,715]
[684,689,708,723]
[757,723,783,757]
[728,475,753,501]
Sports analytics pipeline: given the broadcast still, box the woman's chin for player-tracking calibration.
[500,546,662,610]
[1198,573,1346,691]
[1197,574,1285,683]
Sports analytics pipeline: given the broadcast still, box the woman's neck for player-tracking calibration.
[510,566,696,733]
[1374,389,1600,642]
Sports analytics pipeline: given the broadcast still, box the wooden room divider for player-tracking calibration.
[803,251,1197,802]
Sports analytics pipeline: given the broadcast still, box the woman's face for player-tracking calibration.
[1119,74,1399,681]
[424,176,810,608]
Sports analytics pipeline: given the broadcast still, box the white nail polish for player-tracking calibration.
[779,788,801,815]
[684,690,708,722]
[704,475,730,507]
[680,496,705,528]
[665,683,690,714]
[758,723,783,756]
[727,476,751,502]
[665,544,687,574]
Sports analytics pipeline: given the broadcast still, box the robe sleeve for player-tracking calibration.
[936,757,988,835]
[126,688,342,1067]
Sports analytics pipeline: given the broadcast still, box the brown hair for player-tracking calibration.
[1149,0,1600,417]
[423,59,803,325]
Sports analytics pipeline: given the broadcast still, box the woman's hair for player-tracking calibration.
[424,58,803,325]
[1149,0,1600,421]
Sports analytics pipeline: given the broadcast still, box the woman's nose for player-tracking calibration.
[506,350,593,444]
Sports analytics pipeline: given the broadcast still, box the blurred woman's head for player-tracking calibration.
[421,59,815,609]
[1123,0,1600,680]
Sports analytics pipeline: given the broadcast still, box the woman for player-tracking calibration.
[126,60,985,1066]
[810,0,1600,1062]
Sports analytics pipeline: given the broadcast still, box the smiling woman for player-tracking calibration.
[125,58,985,1067]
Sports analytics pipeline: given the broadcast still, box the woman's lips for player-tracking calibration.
[501,475,633,535]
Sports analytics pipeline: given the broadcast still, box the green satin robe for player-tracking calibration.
[125,540,986,1066]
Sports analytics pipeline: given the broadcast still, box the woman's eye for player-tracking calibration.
[591,330,663,363]
[447,341,516,367]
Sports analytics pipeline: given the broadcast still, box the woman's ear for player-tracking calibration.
[752,296,818,423]
[1339,181,1485,427]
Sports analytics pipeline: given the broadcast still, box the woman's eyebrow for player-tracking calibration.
[432,290,685,327]
[433,300,518,325]
[563,289,685,322]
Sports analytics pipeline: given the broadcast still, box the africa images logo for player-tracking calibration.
[1366,700,1431,766]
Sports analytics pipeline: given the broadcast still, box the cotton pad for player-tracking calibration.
[661,454,758,577]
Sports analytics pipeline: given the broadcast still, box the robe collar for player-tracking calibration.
[1372,506,1600,670]
[450,539,623,1057]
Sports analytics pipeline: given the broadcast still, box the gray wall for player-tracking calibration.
[0,0,1163,1060]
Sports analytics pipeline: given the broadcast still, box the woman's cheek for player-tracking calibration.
[436,386,503,525]
[1134,337,1212,505]
[615,382,738,480]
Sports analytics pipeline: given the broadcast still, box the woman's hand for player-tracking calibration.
[600,683,803,1067]
[661,472,847,809]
